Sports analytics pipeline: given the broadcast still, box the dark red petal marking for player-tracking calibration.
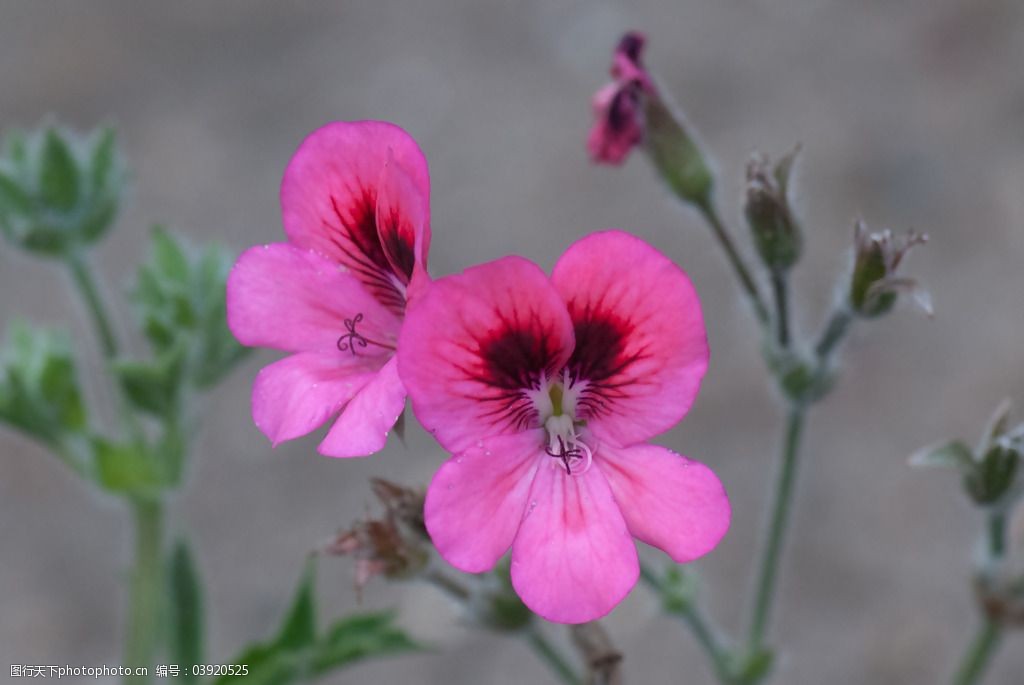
[377,204,416,284]
[322,188,408,314]
[564,303,652,420]
[455,311,565,432]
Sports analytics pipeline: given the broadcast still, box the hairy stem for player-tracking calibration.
[696,202,770,326]
[526,626,582,685]
[570,622,623,685]
[67,251,119,359]
[814,307,853,361]
[123,499,164,682]
[770,270,790,348]
[747,407,806,651]
[639,562,734,683]
[952,618,1002,685]
[988,513,1006,561]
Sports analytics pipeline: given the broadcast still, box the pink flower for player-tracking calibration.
[587,32,654,165]
[227,121,430,457]
[399,231,730,623]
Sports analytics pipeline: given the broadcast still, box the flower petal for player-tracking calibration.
[510,462,639,624]
[280,121,430,313]
[318,356,407,458]
[424,431,544,573]
[599,443,730,563]
[227,242,400,354]
[251,352,380,446]
[551,230,708,446]
[399,256,575,454]
[375,154,431,301]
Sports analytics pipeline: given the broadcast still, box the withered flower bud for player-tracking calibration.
[745,148,802,272]
[849,221,930,318]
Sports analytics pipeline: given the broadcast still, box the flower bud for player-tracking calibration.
[0,125,124,257]
[848,221,930,318]
[0,322,87,448]
[587,32,651,165]
[745,149,802,272]
[588,32,713,208]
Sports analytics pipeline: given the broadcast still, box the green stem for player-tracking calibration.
[770,270,790,348]
[952,618,1002,685]
[747,407,806,651]
[123,499,164,682]
[697,202,770,326]
[814,308,852,361]
[526,626,582,685]
[67,251,119,359]
[988,513,1006,561]
[639,562,734,683]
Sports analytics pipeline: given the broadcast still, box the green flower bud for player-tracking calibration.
[643,94,714,210]
[745,148,802,272]
[0,322,87,446]
[131,227,249,388]
[849,221,930,318]
[0,125,124,257]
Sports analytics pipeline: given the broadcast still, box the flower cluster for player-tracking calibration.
[228,121,731,623]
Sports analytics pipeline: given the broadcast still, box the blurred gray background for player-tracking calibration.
[1,1,1023,683]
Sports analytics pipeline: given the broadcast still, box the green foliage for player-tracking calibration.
[0,125,124,256]
[0,322,87,447]
[131,226,249,390]
[216,561,419,685]
[169,542,205,681]
[113,345,186,418]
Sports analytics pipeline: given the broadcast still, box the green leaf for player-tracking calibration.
[112,345,185,417]
[169,542,204,680]
[908,440,975,471]
[89,128,118,191]
[311,612,419,675]
[93,438,170,496]
[151,226,191,285]
[214,561,418,685]
[39,128,80,211]
[276,559,317,650]
[0,169,31,215]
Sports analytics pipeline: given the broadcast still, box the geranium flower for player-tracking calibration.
[227,121,430,457]
[399,231,730,623]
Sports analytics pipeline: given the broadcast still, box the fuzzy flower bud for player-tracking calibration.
[745,148,802,272]
[848,221,930,318]
[0,125,123,257]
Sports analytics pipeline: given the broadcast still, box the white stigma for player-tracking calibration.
[542,409,593,476]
